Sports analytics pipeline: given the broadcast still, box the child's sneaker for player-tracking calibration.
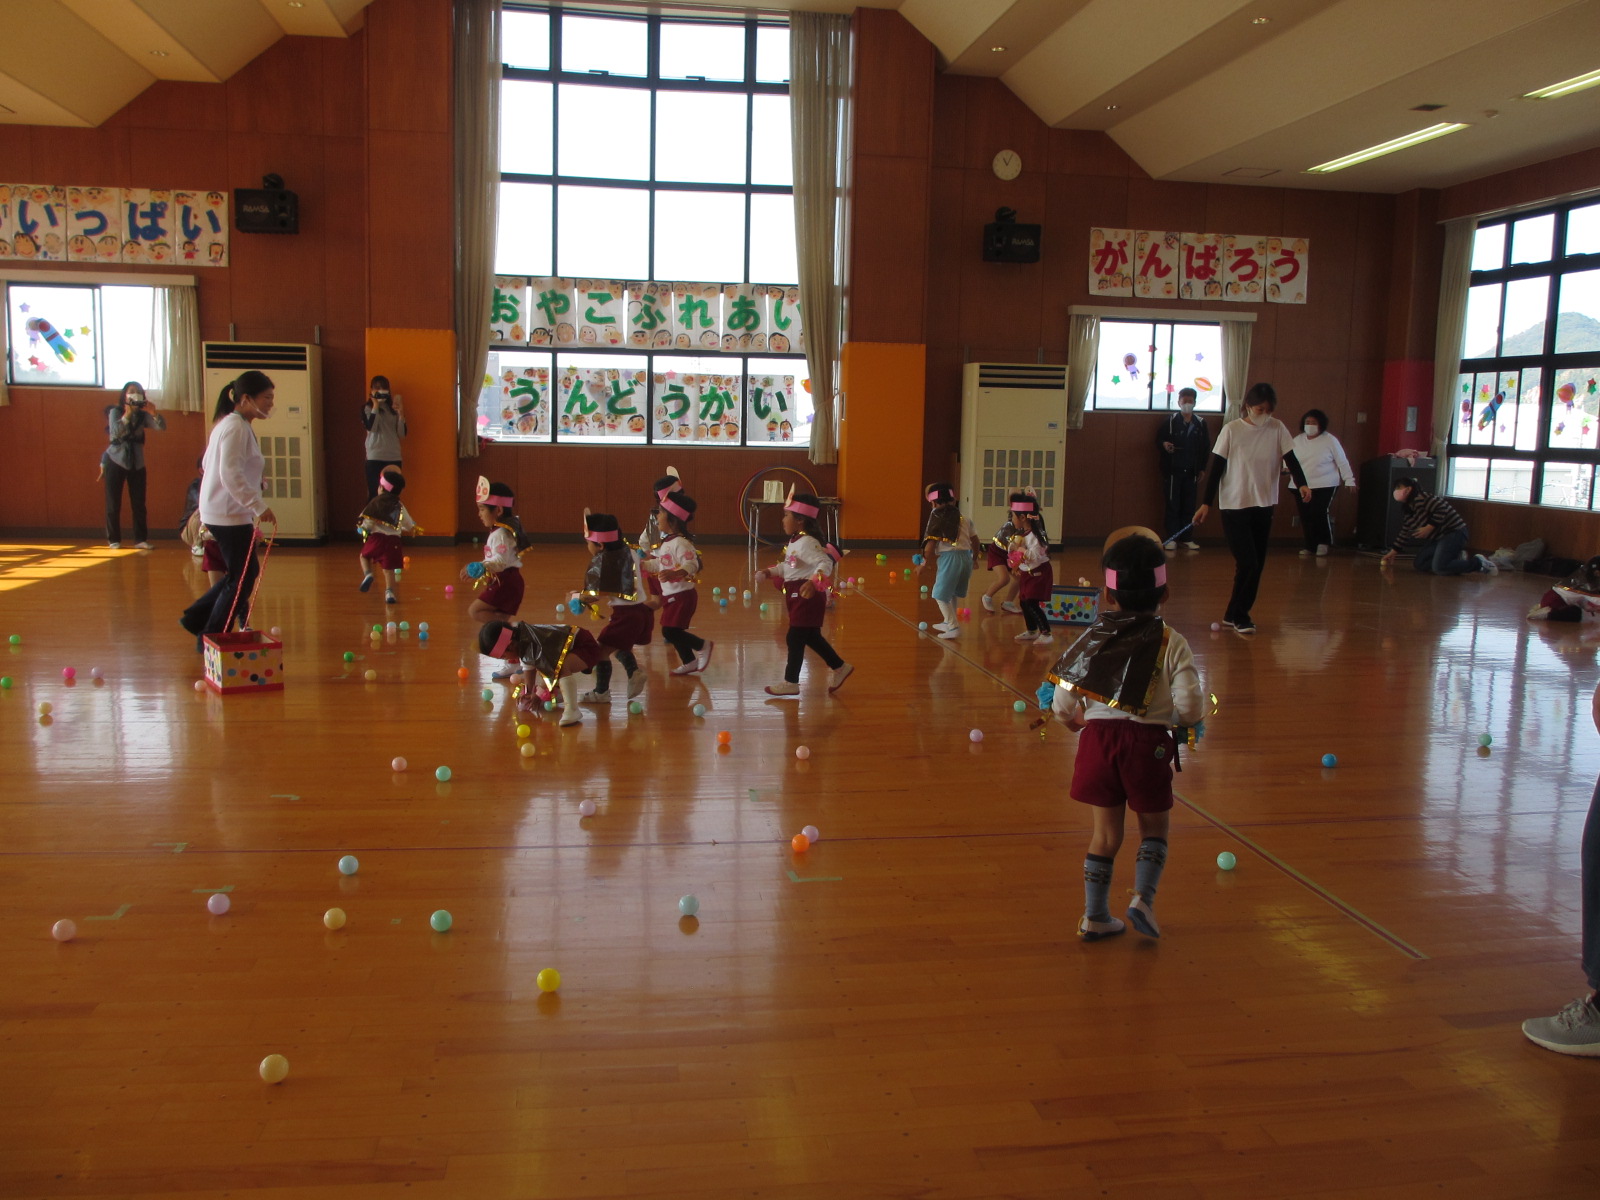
[1001,600,1021,614]
[937,627,959,639]
[981,594,996,613]
[579,689,611,704]
[1523,996,1600,1056]
[827,663,854,694]
[1033,633,1053,646]
[559,705,583,727]
[491,666,518,681]
[693,640,715,673]
[1078,915,1125,942]
[385,590,397,604]
[626,671,647,699]
[1126,895,1161,938]
[359,574,374,593]
[932,621,956,632]
[671,659,698,676]
[1014,630,1039,643]
[765,681,800,697]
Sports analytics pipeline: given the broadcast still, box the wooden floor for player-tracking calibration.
[2,537,1599,1199]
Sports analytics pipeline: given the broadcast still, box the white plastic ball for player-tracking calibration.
[51,919,75,942]
[579,799,597,817]
[391,756,407,772]
[969,729,984,743]
[206,892,230,915]
[795,746,810,760]
[679,894,699,917]
[802,824,819,843]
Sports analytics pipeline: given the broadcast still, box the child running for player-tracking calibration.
[645,489,713,676]
[981,506,1022,614]
[1048,533,1204,942]
[914,481,981,639]
[755,489,852,697]
[357,466,417,604]
[478,619,604,729]
[1009,492,1055,645]
[575,511,652,705]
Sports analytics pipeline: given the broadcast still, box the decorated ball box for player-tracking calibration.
[203,630,284,694]
[1045,585,1099,626]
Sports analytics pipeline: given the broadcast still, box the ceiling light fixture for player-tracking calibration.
[1306,122,1469,173]
[1252,17,1271,24]
[1524,67,1600,100]
[1105,104,1119,111]
[148,49,168,57]
[990,46,1006,52]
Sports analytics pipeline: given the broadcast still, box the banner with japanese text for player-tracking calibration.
[746,373,799,442]
[627,281,672,347]
[721,283,767,351]
[479,353,550,439]
[491,277,528,343]
[555,365,649,439]
[766,284,804,352]
[652,370,742,443]
[673,283,722,350]
[575,279,626,346]
[0,184,228,266]
[1089,227,1307,304]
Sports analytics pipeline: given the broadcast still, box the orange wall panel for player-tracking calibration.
[838,342,926,540]
[365,328,457,537]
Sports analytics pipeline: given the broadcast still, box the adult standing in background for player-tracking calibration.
[362,374,406,499]
[1156,388,1209,551]
[1191,382,1310,636]
[1289,408,1355,557]
[102,380,165,549]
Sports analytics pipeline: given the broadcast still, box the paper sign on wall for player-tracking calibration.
[0,184,228,266]
[1090,227,1307,304]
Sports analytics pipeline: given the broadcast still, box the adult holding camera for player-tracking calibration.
[180,371,277,644]
[1289,408,1355,557]
[102,381,165,549]
[362,374,406,499]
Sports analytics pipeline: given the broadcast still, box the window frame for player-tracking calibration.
[494,4,802,449]
[1087,316,1228,413]
[1449,194,1600,508]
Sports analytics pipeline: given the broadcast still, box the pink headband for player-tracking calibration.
[585,528,619,543]
[659,495,691,522]
[658,483,681,501]
[1105,565,1167,591]
[1010,501,1035,512]
[786,499,820,519]
[824,544,843,562]
[378,474,396,493]
[490,627,515,658]
[927,488,954,503]
[484,492,513,508]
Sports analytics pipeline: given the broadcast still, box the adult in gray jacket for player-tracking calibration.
[362,374,406,498]
[102,380,165,549]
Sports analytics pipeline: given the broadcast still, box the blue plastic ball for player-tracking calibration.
[718,598,728,608]
[337,855,359,876]
[1321,753,1337,768]
[435,766,452,782]
[568,598,583,614]
[430,909,452,932]
[918,621,928,631]
[1217,851,1237,871]
[419,631,429,641]
[1013,700,1026,713]
[692,703,706,717]
[679,894,699,917]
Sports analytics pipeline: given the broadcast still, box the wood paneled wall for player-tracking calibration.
[1453,497,1600,564]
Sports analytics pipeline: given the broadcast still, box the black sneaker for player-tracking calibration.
[1232,618,1257,635]
[359,574,374,593]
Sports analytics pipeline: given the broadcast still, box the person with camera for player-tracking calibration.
[362,375,406,499]
[102,380,165,549]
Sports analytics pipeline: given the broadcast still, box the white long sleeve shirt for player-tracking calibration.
[648,535,701,596]
[771,534,835,584]
[1289,432,1355,490]
[1052,626,1203,728]
[483,526,521,573]
[198,413,267,525]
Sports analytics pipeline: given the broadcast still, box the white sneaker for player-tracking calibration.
[1014,630,1039,643]
[937,627,959,639]
[1078,915,1125,942]
[626,671,647,699]
[1181,541,1200,550]
[1316,545,1330,557]
[1523,996,1600,1057]
[135,541,152,550]
[108,542,121,549]
[932,621,955,632]
[1163,541,1177,551]
[1126,895,1161,938]
[827,663,854,694]
[981,594,996,612]
[1298,549,1311,557]
[671,659,698,676]
[1034,633,1053,646]
[693,640,714,672]
[579,689,611,704]
[1001,601,1021,614]
[765,681,800,697]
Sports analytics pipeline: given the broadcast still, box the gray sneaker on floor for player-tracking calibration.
[1523,996,1600,1056]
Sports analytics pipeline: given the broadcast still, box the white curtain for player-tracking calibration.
[149,284,202,413]
[453,0,501,459]
[1219,319,1253,420]
[1065,314,1098,429]
[1431,219,1475,462]
[0,367,7,407]
[789,11,850,466]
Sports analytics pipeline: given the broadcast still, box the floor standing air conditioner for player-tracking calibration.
[203,342,325,541]
[959,363,1068,543]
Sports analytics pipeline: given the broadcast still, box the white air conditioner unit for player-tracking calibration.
[959,362,1068,542]
[202,342,325,541]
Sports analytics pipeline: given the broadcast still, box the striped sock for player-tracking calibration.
[1133,837,1168,902]
[1084,853,1114,922]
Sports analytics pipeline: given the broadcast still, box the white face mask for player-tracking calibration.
[1303,425,1319,436]
[1246,409,1268,425]
[1179,403,1194,414]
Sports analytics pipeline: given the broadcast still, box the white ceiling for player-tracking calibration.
[4,0,1596,196]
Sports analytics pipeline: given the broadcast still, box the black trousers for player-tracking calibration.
[1020,599,1050,634]
[1163,471,1199,541]
[785,626,842,682]
[104,461,149,545]
[365,458,402,499]
[1219,506,1275,623]
[182,523,261,635]
[1294,485,1338,551]
[662,625,705,664]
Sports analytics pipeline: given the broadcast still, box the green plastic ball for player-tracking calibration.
[8,634,19,645]
[435,765,452,782]
[1217,851,1237,871]
[0,677,11,689]
[629,700,643,714]
[399,621,410,631]
[1013,700,1026,713]
[372,624,382,633]
[1478,733,1493,747]
[692,703,706,717]
[481,688,494,701]
[430,909,452,932]
[343,651,355,662]
[759,603,768,613]
[544,700,555,711]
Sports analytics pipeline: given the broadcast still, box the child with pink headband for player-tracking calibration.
[463,477,529,635]
[1007,491,1055,645]
[357,466,416,605]
[478,619,603,728]
[572,511,652,705]
[1045,533,1204,943]
[644,488,713,676]
[755,489,852,697]
[913,481,981,639]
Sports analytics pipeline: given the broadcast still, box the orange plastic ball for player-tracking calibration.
[716,730,732,745]
[791,833,810,853]
[457,668,470,681]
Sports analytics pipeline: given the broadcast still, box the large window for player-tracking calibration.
[1448,197,1600,507]
[487,6,808,447]
[1090,319,1225,411]
[5,281,162,389]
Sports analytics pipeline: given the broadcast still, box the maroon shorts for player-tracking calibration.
[599,603,655,650]
[480,566,524,615]
[201,541,226,574]
[1017,564,1054,602]
[567,627,602,672]
[361,532,404,570]
[660,588,698,629]
[984,545,1009,570]
[784,579,827,628]
[1070,719,1176,813]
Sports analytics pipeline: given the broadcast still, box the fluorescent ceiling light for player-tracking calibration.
[1306,122,1469,173]
[1524,68,1600,100]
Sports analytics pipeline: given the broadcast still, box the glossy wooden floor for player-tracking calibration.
[2,538,1599,1199]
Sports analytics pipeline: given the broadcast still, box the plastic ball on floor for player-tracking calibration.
[1013,700,1027,713]
[742,590,751,599]
[343,651,355,662]
[903,569,911,578]
[920,586,929,595]
[1478,733,1493,747]
[193,680,206,692]
[365,669,378,682]
[759,603,768,613]
[713,587,722,596]
[37,701,51,716]
[795,745,810,760]
[270,627,282,637]
[692,704,706,717]
[386,622,397,632]
[1211,622,1222,632]
[480,688,494,701]
[430,909,452,932]
[404,556,411,566]
[392,756,408,772]
[324,907,346,930]
[206,892,230,915]
[338,855,359,876]
[0,677,11,689]
[969,729,983,743]
[419,622,430,632]
[372,624,382,634]
[62,667,75,680]
[8,634,20,645]
[579,799,596,817]
[419,632,429,642]
[802,824,820,843]
[520,742,536,758]
[457,668,470,681]
[445,585,455,595]
[718,598,728,608]
[90,668,106,681]
[791,833,810,853]
[1321,753,1337,768]
[629,700,644,714]
[678,894,699,917]
[435,766,452,782]
[537,967,561,993]
[399,621,410,631]
[716,730,731,745]
[554,604,564,615]
[516,724,531,739]
[918,621,928,631]
[259,1054,289,1084]
[543,700,555,712]
[51,919,75,942]
[1217,851,1237,871]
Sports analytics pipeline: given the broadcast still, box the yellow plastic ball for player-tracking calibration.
[516,724,531,739]
[364,669,377,682]
[323,907,346,930]
[259,1054,289,1084]
[537,967,561,993]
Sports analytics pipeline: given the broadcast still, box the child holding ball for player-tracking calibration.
[1047,533,1204,941]
[463,477,530,628]
[478,620,602,728]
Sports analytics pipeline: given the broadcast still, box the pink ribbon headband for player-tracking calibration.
[659,495,691,522]
[786,499,820,518]
[1105,565,1167,591]
[585,529,620,543]
[490,627,515,658]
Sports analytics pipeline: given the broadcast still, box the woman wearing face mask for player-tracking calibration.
[362,374,406,499]
[1156,387,1210,551]
[1289,409,1355,557]
[1191,382,1310,635]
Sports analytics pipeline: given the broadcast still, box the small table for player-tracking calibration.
[745,497,841,573]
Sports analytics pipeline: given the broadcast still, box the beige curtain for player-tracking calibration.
[1219,319,1253,420]
[149,284,202,413]
[1065,314,1098,429]
[453,0,501,459]
[0,366,8,407]
[789,11,850,466]
[1431,219,1475,462]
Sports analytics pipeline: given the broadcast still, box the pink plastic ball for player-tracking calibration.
[51,919,75,942]
[445,584,455,595]
[206,893,230,915]
[62,667,75,680]
[194,680,206,692]
[391,756,407,772]
[795,746,810,760]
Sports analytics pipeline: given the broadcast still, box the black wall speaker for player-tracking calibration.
[983,207,1040,263]
[235,187,299,235]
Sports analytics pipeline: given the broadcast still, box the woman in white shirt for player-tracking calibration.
[1192,382,1309,636]
[180,371,278,643]
[1289,408,1355,557]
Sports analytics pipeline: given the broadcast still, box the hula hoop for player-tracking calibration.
[738,465,820,548]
